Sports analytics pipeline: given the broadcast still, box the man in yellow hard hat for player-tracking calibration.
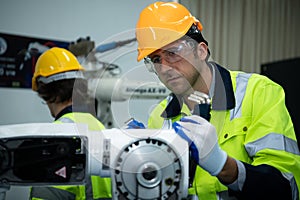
[135,2,300,199]
[30,47,112,199]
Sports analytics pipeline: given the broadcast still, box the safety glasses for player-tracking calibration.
[144,40,195,73]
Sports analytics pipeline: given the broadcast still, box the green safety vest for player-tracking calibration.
[30,112,112,200]
[148,69,300,200]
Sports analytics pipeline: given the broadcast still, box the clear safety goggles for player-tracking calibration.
[144,40,195,73]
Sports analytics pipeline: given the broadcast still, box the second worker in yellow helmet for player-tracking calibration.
[30,47,112,200]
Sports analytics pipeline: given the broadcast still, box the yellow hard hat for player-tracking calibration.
[136,1,203,62]
[32,47,84,91]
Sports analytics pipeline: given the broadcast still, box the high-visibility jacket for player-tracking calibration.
[148,63,300,200]
[30,107,112,200]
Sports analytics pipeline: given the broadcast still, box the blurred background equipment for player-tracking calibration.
[261,57,300,149]
[68,36,95,57]
[95,38,136,53]
[69,37,170,129]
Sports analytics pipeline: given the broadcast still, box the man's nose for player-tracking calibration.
[159,59,173,73]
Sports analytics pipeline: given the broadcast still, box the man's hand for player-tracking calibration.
[172,115,227,176]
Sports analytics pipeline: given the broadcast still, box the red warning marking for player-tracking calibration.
[55,166,67,178]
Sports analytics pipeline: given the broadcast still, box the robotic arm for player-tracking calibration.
[0,123,189,199]
[70,37,170,128]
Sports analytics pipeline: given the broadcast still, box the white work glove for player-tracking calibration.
[172,115,227,176]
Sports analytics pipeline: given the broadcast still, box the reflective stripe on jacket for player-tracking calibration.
[30,111,111,200]
[148,64,300,200]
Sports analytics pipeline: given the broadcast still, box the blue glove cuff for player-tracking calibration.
[125,119,146,129]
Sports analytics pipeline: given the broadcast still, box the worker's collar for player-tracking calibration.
[161,62,236,119]
[55,105,73,121]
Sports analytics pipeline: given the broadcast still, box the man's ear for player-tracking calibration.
[197,42,208,61]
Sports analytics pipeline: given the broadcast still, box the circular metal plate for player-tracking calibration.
[113,138,182,199]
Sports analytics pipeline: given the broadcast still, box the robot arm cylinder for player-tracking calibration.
[95,77,169,101]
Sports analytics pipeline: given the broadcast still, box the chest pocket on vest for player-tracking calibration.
[219,116,251,161]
